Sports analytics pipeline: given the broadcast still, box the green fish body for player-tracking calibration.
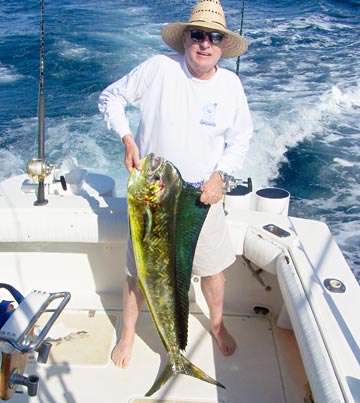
[128,153,225,396]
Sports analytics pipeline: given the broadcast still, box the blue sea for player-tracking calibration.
[0,0,359,280]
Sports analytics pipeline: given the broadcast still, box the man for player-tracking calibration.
[98,0,253,369]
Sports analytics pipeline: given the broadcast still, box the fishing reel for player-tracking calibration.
[221,176,253,217]
[27,158,67,191]
[27,158,53,181]
[223,175,252,194]
[216,170,252,194]
[27,159,67,206]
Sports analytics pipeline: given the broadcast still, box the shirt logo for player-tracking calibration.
[200,102,217,127]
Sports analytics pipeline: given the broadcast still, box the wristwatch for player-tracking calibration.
[214,170,230,183]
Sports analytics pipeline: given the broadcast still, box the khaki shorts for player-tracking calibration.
[125,201,235,278]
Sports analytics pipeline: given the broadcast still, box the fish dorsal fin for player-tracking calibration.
[174,183,209,351]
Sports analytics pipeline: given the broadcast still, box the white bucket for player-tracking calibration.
[224,185,252,219]
[254,187,290,216]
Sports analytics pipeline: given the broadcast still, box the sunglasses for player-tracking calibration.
[188,29,224,45]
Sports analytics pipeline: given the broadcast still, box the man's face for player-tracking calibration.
[183,27,226,79]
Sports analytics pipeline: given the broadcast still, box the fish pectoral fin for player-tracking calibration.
[145,362,174,397]
[145,354,225,397]
[143,206,152,243]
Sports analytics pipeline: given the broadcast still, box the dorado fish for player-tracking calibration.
[128,153,225,396]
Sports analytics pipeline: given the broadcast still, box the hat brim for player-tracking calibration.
[161,22,248,58]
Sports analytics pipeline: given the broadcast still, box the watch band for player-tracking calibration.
[214,170,228,182]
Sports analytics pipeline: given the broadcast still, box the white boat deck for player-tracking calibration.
[9,307,306,403]
[1,173,359,402]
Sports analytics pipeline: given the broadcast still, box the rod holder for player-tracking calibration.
[36,341,52,364]
[34,179,48,206]
[9,370,39,397]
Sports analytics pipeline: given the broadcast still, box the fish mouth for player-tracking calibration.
[148,154,163,174]
[146,154,164,184]
[128,154,167,202]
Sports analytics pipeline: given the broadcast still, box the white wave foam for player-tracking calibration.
[0,64,22,83]
[236,79,360,189]
[57,40,91,60]
[0,149,26,180]
[333,158,355,167]
[330,85,360,109]
[1,115,113,179]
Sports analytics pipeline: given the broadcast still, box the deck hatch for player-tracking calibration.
[30,310,118,366]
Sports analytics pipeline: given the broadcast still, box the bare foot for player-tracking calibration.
[211,323,237,356]
[111,332,135,368]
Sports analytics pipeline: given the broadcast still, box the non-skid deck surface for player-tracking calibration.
[32,310,118,366]
[19,310,302,403]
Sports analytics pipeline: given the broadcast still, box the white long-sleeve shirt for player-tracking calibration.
[98,54,253,184]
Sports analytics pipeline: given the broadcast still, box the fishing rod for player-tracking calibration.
[235,0,245,76]
[27,0,66,205]
[27,0,49,206]
[38,0,45,164]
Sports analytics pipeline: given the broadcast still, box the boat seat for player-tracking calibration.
[0,289,71,355]
[243,227,283,275]
[0,285,70,399]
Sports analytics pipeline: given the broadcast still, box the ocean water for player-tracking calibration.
[0,0,359,280]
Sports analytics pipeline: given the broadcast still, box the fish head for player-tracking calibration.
[128,153,181,205]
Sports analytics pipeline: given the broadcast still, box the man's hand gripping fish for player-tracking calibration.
[128,153,225,396]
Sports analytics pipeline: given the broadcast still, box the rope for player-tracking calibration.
[235,0,245,76]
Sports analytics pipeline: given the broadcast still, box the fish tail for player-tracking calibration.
[145,354,225,397]
[181,354,225,390]
[145,362,174,397]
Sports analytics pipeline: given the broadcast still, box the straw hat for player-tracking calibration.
[161,0,248,58]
